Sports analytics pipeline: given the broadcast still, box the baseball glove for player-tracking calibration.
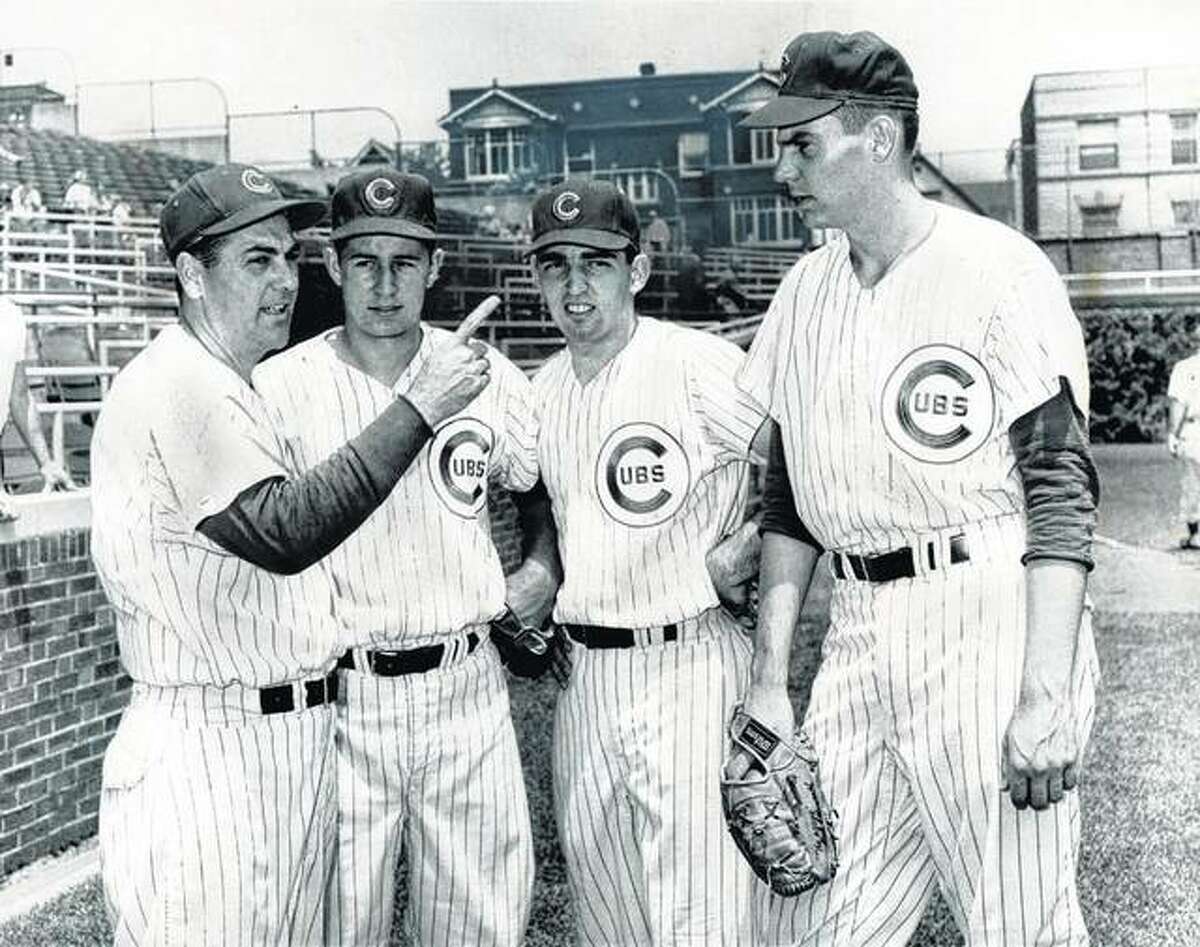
[720,705,839,897]
[490,606,560,681]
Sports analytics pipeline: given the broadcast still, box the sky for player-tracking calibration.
[5,0,1200,180]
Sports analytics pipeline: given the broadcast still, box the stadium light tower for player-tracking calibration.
[76,76,231,161]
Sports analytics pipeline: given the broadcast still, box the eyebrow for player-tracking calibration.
[241,242,297,257]
[349,251,422,262]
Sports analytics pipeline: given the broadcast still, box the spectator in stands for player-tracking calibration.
[63,170,98,215]
[644,209,671,254]
[110,193,133,229]
[9,175,44,226]
[0,294,75,520]
[477,203,503,238]
[673,242,710,319]
[712,258,749,317]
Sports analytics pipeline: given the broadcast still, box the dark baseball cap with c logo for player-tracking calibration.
[159,163,327,260]
[528,179,641,255]
[331,168,438,243]
[741,30,918,129]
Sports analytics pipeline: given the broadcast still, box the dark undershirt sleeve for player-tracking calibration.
[760,421,824,554]
[198,396,432,574]
[511,479,563,583]
[1009,378,1099,571]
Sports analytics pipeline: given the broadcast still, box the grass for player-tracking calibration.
[3,445,1197,946]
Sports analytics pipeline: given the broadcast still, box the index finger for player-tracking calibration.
[453,295,501,343]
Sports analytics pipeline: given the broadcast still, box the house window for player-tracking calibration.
[1172,199,1200,226]
[678,132,709,177]
[1171,113,1197,166]
[1077,119,1118,171]
[731,196,802,243]
[566,134,594,174]
[614,171,660,205]
[1079,204,1120,236]
[464,127,531,179]
[730,125,778,166]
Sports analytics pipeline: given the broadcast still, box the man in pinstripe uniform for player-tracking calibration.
[255,167,558,947]
[91,164,492,946]
[527,179,770,945]
[735,32,1100,945]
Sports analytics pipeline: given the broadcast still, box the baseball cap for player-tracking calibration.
[527,179,640,255]
[741,31,918,129]
[159,163,327,259]
[330,168,437,242]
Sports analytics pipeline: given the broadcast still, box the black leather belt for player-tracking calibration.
[831,534,970,583]
[258,669,339,715]
[337,633,481,676]
[563,623,678,649]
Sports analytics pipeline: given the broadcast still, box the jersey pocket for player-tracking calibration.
[101,703,173,790]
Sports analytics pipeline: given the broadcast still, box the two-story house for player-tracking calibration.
[1020,66,1200,239]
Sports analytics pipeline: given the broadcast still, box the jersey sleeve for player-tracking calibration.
[155,374,293,531]
[686,332,767,465]
[735,270,794,424]
[487,349,540,493]
[982,246,1091,431]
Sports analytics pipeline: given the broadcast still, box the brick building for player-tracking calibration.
[1019,66,1200,239]
[438,63,981,250]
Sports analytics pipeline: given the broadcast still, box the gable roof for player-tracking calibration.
[439,87,558,127]
[699,71,781,112]
[913,153,986,215]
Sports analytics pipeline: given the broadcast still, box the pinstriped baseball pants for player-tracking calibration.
[756,556,1099,947]
[553,611,757,946]
[99,692,337,947]
[327,641,534,947]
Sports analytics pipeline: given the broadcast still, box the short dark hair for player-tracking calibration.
[837,102,919,155]
[172,231,235,298]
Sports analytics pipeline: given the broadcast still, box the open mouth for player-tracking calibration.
[260,303,290,318]
[565,303,593,316]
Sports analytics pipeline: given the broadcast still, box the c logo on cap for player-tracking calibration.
[364,177,397,213]
[428,417,494,518]
[552,191,581,223]
[240,168,274,195]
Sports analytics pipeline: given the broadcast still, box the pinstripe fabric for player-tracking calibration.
[255,328,539,945]
[737,207,1090,558]
[553,613,755,946]
[91,325,340,688]
[92,327,341,946]
[99,694,337,947]
[737,207,1098,945]
[534,316,764,945]
[1168,354,1200,518]
[533,317,765,628]
[255,326,539,647]
[327,644,533,947]
[755,557,1098,947]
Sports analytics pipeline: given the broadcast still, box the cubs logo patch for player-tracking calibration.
[363,176,397,213]
[881,345,995,464]
[428,417,494,518]
[240,168,275,195]
[595,423,690,527]
[552,191,581,223]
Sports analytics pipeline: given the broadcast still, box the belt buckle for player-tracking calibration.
[848,554,867,581]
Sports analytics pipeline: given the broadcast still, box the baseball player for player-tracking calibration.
[91,164,492,946]
[254,168,557,947]
[1166,322,1200,548]
[733,32,1101,946]
[526,179,770,945]
[0,292,73,521]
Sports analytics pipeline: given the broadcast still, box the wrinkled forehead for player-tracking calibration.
[340,232,431,259]
[220,213,297,254]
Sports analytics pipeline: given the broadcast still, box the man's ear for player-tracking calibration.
[176,252,205,300]
[323,244,343,287]
[629,252,651,295]
[427,247,445,288]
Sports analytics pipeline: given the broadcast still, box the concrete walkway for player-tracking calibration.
[0,839,98,925]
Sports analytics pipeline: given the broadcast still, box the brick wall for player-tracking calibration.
[0,492,524,881]
[0,526,126,878]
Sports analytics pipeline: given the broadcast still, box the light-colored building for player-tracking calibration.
[1020,66,1200,238]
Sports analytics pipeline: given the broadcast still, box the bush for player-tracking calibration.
[1082,305,1200,442]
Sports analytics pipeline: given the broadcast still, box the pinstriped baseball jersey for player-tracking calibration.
[738,204,1090,556]
[91,325,339,687]
[738,204,1098,946]
[533,316,765,627]
[254,324,539,647]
